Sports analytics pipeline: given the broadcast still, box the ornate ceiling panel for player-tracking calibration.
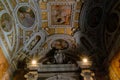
[0,0,120,79]
[39,0,81,35]
[0,0,43,65]
[0,0,82,70]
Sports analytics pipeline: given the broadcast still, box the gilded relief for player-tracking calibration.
[17,6,35,28]
[51,5,72,25]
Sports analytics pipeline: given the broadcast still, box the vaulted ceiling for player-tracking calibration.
[0,0,120,79]
[0,0,82,69]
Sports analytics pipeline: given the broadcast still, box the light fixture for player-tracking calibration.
[82,58,88,63]
[32,60,37,65]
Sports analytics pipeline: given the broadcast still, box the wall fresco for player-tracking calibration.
[0,48,9,79]
[109,51,120,80]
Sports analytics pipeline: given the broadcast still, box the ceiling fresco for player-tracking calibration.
[40,0,81,34]
[0,0,82,71]
[51,39,69,50]
[17,6,35,28]
[1,13,13,32]
[0,0,120,80]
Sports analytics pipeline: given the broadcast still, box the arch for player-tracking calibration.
[45,34,76,51]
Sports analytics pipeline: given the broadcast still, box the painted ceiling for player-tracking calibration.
[0,1,120,79]
[0,0,82,68]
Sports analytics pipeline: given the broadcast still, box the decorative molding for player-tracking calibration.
[26,30,47,55]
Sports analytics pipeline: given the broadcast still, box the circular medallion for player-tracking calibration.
[17,6,35,28]
[1,13,12,32]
